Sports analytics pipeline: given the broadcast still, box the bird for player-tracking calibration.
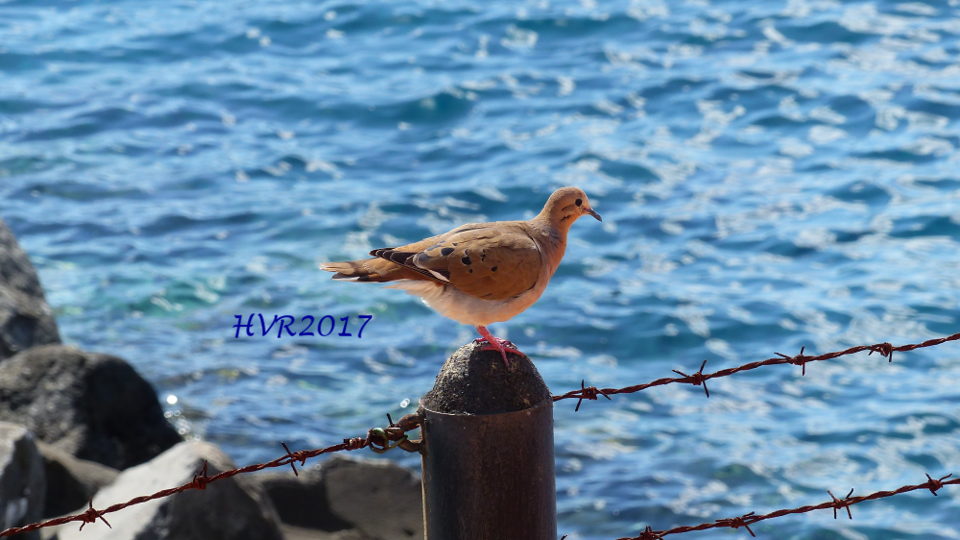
[319,187,601,366]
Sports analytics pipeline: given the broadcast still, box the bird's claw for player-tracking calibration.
[474,337,525,367]
[473,337,518,350]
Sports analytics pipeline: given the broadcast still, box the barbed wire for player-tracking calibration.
[3,331,958,538]
[0,413,422,538]
[616,472,958,539]
[554,331,960,410]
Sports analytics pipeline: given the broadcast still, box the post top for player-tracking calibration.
[420,342,551,415]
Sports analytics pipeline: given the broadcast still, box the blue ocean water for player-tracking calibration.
[2,0,960,537]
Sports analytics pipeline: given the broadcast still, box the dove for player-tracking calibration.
[320,187,601,365]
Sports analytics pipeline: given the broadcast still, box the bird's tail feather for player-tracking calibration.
[319,258,424,282]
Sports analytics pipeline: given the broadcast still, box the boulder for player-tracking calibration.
[0,345,182,470]
[0,422,45,540]
[280,525,374,540]
[0,216,60,360]
[54,441,283,540]
[37,442,118,518]
[323,457,422,540]
[256,455,422,540]
[256,468,351,531]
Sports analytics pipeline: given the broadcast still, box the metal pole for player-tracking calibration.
[419,342,556,540]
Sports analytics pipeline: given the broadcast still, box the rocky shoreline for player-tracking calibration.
[0,216,423,540]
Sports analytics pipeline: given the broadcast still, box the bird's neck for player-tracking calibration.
[528,216,568,271]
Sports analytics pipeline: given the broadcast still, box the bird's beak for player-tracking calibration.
[585,208,602,222]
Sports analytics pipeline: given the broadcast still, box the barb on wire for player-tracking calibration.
[613,472,959,539]
[775,346,809,375]
[636,526,664,540]
[869,342,895,362]
[78,499,110,531]
[672,360,710,397]
[714,512,755,537]
[192,461,210,489]
[555,331,960,408]
[827,488,855,520]
[280,442,307,476]
[925,473,951,495]
[575,379,611,411]
[0,413,422,539]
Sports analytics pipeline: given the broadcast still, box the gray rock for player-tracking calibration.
[256,455,422,540]
[55,441,283,540]
[324,457,422,540]
[37,442,119,518]
[280,525,374,540]
[0,422,45,540]
[0,216,60,360]
[0,345,182,470]
[256,468,351,532]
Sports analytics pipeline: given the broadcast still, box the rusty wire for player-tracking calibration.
[554,331,960,407]
[3,331,958,538]
[0,413,421,538]
[616,473,957,539]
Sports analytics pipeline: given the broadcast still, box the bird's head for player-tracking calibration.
[539,187,602,231]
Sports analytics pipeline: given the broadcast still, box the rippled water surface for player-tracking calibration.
[3,0,960,537]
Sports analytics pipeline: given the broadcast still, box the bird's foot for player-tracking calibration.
[474,326,526,367]
[474,338,526,367]
[472,336,519,349]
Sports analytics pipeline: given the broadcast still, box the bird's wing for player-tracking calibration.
[371,222,543,300]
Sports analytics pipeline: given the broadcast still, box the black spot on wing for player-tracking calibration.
[441,247,454,256]
[462,253,471,265]
[491,266,498,272]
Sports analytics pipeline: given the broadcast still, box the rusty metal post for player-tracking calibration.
[418,342,556,540]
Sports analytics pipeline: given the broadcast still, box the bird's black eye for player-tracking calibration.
[575,198,583,207]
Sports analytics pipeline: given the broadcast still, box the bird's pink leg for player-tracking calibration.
[473,325,525,367]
